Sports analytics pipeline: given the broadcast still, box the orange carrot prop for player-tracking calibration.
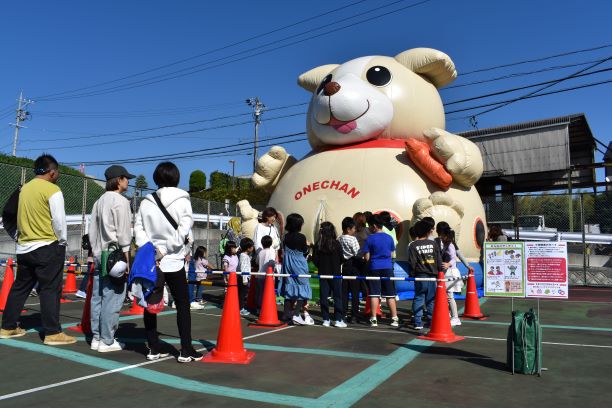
[405,139,452,190]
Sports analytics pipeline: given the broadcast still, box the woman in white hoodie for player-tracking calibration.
[134,162,202,363]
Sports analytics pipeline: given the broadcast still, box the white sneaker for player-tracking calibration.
[75,290,87,299]
[292,315,306,326]
[303,314,315,326]
[90,338,100,350]
[240,308,250,316]
[98,340,124,353]
[369,318,378,327]
[390,316,399,328]
[322,320,331,327]
[451,317,462,327]
[190,301,205,310]
[171,303,177,309]
[333,320,347,328]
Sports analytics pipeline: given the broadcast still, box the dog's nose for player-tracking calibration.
[324,81,341,96]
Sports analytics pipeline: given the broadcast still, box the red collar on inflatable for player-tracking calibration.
[321,138,407,152]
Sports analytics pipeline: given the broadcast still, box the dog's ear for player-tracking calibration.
[395,48,457,88]
[298,64,339,92]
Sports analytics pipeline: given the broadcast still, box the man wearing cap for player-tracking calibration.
[88,165,135,352]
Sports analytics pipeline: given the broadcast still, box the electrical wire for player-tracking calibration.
[34,0,370,100]
[35,0,432,101]
[460,44,612,76]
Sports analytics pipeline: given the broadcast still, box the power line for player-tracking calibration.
[444,58,607,90]
[460,44,612,76]
[22,102,307,142]
[445,78,612,116]
[33,0,370,100]
[21,112,306,151]
[35,0,432,101]
[64,132,308,166]
[469,57,611,117]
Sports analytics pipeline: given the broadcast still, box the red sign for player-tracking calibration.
[527,258,567,283]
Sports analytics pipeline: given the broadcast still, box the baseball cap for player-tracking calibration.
[104,165,136,181]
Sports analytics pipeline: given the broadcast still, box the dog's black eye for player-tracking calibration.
[316,74,332,94]
[366,66,391,86]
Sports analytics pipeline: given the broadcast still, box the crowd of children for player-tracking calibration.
[186,207,475,331]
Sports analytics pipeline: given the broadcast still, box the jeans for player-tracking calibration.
[412,280,436,325]
[342,258,360,317]
[90,262,126,345]
[319,278,343,322]
[144,269,193,351]
[1,242,65,335]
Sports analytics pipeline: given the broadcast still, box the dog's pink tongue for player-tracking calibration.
[328,118,357,134]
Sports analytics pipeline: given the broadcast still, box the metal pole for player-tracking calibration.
[580,193,586,285]
[80,177,88,261]
[206,200,210,255]
[568,169,573,232]
[247,97,265,173]
[12,92,23,157]
[513,195,520,240]
[229,160,236,190]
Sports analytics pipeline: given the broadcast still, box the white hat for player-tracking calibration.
[109,260,128,278]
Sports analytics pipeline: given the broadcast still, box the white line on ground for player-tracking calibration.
[464,335,612,349]
[0,320,295,400]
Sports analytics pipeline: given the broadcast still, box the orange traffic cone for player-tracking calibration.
[249,266,287,329]
[461,271,487,320]
[121,294,145,315]
[0,258,16,312]
[203,272,255,364]
[62,257,78,295]
[418,272,464,343]
[245,277,257,310]
[68,263,94,334]
[363,287,384,317]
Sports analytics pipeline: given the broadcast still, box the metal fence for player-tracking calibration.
[0,161,240,268]
[483,191,612,286]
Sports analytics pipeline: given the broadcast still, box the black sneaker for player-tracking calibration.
[178,348,204,363]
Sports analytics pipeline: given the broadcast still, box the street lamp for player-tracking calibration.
[229,160,236,190]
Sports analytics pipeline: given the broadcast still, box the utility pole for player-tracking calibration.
[229,160,236,190]
[246,97,265,173]
[10,91,34,157]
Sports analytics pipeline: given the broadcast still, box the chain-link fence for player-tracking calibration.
[483,191,612,286]
[0,161,241,268]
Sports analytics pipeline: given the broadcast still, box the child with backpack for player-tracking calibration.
[238,238,254,316]
[190,246,211,309]
[338,217,361,323]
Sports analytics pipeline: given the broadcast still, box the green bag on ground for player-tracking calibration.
[507,309,542,375]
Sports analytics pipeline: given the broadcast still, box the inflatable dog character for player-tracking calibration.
[246,48,486,262]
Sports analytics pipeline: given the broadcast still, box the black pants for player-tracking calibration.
[237,277,248,310]
[144,269,192,351]
[342,258,360,318]
[320,278,343,322]
[282,299,305,321]
[2,242,65,335]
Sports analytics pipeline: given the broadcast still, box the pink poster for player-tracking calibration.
[525,242,568,299]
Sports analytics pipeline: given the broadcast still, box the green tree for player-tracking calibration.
[189,170,207,192]
[135,175,148,190]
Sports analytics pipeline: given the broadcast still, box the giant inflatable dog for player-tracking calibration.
[240,48,486,285]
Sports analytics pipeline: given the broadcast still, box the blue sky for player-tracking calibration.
[0,0,610,189]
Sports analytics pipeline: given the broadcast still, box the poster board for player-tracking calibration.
[525,241,569,299]
[483,242,526,297]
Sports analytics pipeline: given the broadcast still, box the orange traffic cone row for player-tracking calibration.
[0,258,16,312]
[203,272,255,364]
[68,262,94,334]
[249,266,287,329]
[461,271,487,320]
[418,272,465,343]
[245,276,257,310]
[62,257,78,295]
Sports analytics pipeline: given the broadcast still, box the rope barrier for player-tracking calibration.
[205,270,466,282]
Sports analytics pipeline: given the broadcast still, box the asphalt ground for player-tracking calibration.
[0,282,610,407]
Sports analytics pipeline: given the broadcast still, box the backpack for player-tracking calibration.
[507,309,542,375]
[2,186,21,241]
